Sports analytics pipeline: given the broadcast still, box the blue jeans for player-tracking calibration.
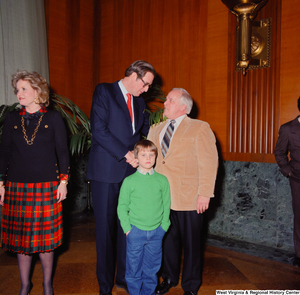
[125,225,165,295]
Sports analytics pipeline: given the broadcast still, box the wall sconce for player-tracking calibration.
[221,0,270,75]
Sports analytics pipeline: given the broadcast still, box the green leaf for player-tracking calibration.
[52,94,92,155]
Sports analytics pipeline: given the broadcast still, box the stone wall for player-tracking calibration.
[206,161,294,252]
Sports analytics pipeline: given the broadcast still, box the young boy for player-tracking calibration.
[117,139,171,295]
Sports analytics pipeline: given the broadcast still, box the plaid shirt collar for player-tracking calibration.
[19,106,47,116]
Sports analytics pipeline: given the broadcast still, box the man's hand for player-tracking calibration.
[125,151,138,168]
[196,195,210,214]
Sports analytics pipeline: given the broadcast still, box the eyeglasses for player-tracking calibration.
[140,77,152,89]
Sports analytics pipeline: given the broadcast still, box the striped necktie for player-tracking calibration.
[161,120,176,157]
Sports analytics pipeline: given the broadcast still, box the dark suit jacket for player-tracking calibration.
[275,116,300,180]
[86,81,149,183]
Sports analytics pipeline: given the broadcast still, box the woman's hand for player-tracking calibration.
[57,182,67,203]
[0,182,5,206]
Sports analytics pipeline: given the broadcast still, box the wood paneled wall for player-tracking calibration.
[45,0,300,163]
[96,0,210,97]
[280,1,300,126]
[226,0,281,162]
[44,0,94,116]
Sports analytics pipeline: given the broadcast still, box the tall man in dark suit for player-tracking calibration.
[275,97,300,268]
[87,60,155,294]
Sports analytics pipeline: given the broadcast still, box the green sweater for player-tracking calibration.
[117,170,171,234]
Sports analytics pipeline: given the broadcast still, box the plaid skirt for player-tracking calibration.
[0,181,63,254]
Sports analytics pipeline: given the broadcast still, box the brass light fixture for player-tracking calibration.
[221,0,269,75]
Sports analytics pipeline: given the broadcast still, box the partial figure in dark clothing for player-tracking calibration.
[275,97,300,268]
[0,70,70,295]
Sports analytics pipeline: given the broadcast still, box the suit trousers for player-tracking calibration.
[91,180,126,294]
[161,210,203,293]
[289,178,300,257]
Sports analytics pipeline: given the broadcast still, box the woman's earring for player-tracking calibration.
[34,96,40,104]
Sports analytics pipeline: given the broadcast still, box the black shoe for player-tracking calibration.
[115,282,129,294]
[27,282,33,295]
[293,256,300,267]
[183,292,197,295]
[155,278,176,295]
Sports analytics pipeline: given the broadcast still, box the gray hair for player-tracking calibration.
[172,88,193,114]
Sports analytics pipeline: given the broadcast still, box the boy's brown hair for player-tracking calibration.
[134,139,158,158]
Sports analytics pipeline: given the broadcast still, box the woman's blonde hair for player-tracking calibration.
[11,70,50,107]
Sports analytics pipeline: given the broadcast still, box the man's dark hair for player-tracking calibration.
[125,60,156,79]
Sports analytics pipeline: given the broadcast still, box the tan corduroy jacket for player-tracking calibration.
[147,116,218,211]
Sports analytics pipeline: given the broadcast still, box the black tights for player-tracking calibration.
[17,251,54,295]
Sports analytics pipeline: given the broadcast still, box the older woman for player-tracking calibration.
[0,70,70,295]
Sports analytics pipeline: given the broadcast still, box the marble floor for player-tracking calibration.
[0,212,300,295]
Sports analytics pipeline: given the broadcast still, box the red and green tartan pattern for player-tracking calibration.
[0,181,63,254]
